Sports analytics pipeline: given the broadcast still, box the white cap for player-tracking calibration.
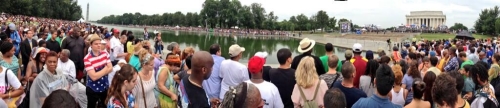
[101,40,107,44]
[228,44,245,57]
[353,43,362,52]
[118,59,127,64]
[254,52,268,58]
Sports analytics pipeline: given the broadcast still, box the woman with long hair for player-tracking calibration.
[180,47,194,71]
[418,57,430,78]
[389,65,407,106]
[488,53,500,82]
[133,49,157,108]
[402,60,421,105]
[156,53,182,107]
[106,64,138,108]
[291,56,328,107]
[470,63,498,108]
[422,72,436,107]
[359,59,378,97]
[404,78,431,108]
[25,47,48,82]
[0,41,21,80]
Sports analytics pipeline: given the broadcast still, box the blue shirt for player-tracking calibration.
[333,81,367,108]
[487,50,493,64]
[444,57,459,72]
[10,31,21,56]
[202,55,225,99]
[352,95,403,108]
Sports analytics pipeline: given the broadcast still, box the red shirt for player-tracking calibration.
[350,55,368,88]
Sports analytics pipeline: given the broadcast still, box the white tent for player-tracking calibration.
[77,18,85,23]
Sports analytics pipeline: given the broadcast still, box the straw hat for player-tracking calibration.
[297,38,316,53]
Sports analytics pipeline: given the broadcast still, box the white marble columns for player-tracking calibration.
[406,17,446,28]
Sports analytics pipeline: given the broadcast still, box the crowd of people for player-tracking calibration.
[135,25,292,37]
[1,13,500,108]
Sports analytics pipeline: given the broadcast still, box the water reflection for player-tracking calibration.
[153,31,327,64]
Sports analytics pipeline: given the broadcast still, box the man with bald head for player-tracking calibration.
[179,51,214,108]
[61,26,85,81]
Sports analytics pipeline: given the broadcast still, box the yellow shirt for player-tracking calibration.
[437,57,449,72]
[126,42,134,54]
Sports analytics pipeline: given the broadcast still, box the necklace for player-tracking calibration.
[188,77,202,88]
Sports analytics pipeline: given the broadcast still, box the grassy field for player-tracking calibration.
[416,33,494,40]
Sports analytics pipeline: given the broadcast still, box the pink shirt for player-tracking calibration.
[291,79,328,107]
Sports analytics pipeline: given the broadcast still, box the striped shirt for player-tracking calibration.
[84,51,111,93]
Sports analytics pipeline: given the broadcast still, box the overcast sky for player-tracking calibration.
[77,0,500,28]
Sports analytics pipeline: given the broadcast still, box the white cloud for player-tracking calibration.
[78,0,493,28]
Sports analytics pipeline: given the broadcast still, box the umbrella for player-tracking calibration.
[455,30,475,40]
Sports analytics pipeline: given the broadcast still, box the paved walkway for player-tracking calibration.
[292,35,409,52]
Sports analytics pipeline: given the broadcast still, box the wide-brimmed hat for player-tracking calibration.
[31,47,48,59]
[297,38,316,53]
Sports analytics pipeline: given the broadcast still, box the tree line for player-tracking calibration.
[0,0,83,21]
[97,0,341,31]
[474,6,500,36]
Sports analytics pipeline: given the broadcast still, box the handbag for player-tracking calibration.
[2,68,25,108]
[138,72,147,108]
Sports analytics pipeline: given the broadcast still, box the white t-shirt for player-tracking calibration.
[0,99,7,108]
[219,60,249,100]
[108,65,121,87]
[0,67,22,94]
[245,81,284,108]
[57,59,76,78]
[110,36,123,61]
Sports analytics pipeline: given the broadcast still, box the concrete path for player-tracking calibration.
[292,34,411,52]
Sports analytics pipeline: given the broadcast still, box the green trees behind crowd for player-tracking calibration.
[474,6,500,36]
[97,0,339,31]
[0,0,83,21]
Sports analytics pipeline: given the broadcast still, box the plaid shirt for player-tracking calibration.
[444,57,459,72]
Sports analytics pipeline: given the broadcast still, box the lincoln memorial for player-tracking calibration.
[405,11,446,28]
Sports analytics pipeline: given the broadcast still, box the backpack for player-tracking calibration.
[297,80,321,108]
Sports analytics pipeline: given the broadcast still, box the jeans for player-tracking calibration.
[86,87,108,108]
[155,48,162,54]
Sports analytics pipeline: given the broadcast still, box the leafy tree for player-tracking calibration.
[474,6,499,35]
[328,17,337,30]
[315,10,329,32]
[0,0,82,20]
[449,23,468,31]
[495,18,500,34]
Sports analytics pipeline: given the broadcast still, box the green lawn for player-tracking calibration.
[416,33,494,40]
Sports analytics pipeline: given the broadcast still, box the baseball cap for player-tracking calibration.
[229,44,245,57]
[113,29,120,33]
[104,33,112,38]
[247,56,266,74]
[345,50,353,58]
[254,52,268,58]
[353,43,362,53]
[101,40,107,44]
[8,23,16,31]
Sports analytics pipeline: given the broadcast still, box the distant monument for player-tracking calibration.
[339,21,351,34]
[86,3,89,21]
[405,11,446,28]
